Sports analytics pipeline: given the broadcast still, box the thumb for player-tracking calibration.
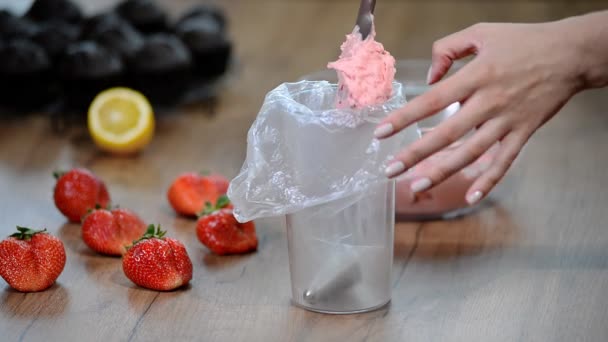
[428,25,482,85]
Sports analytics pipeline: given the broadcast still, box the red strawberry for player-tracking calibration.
[82,207,147,256]
[196,196,257,255]
[53,168,111,222]
[167,172,219,217]
[205,173,230,195]
[0,227,66,292]
[122,225,193,291]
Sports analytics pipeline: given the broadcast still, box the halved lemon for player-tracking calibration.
[88,87,155,155]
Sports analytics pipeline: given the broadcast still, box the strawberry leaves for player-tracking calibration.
[52,170,66,180]
[198,195,231,217]
[129,224,166,248]
[10,226,47,240]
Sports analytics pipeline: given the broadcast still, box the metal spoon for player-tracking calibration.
[356,0,376,39]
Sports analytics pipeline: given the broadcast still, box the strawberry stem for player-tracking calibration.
[129,224,167,248]
[53,170,66,180]
[92,203,114,211]
[83,203,113,221]
[198,195,231,217]
[10,226,47,240]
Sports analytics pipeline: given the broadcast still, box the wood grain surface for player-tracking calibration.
[1,0,608,341]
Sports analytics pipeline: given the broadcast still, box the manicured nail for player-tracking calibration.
[410,178,432,193]
[461,168,480,180]
[385,161,406,178]
[466,191,484,205]
[374,123,394,138]
[426,65,433,84]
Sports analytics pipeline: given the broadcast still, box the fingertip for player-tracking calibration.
[466,190,484,205]
[385,161,406,178]
[374,123,395,139]
[411,177,432,193]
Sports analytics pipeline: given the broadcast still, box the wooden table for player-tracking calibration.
[2,0,608,341]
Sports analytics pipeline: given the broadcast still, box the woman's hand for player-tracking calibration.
[376,12,608,205]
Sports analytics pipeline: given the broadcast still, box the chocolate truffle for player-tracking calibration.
[176,16,232,78]
[0,39,52,109]
[176,4,227,32]
[80,12,123,39]
[26,0,83,24]
[115,0,168,33]
[32,20,80,59]
[59,41,124,110]
[83,14,144,59]
[127,33,192,106]
[0,11,39,40]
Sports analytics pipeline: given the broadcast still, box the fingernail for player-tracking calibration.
[461,167,480,180]
[411,178,432,193]
[426,65,433,84]
[466,190,484,205]
[385,161,406,178]
[374,123,394,138]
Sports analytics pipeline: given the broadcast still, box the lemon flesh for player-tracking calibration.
[88,87,155,154]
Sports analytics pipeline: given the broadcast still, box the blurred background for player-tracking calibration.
[1,0,607,121]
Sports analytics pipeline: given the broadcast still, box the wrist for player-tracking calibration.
[556,11,608,90]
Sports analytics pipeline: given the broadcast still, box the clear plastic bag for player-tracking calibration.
[228,80,419,222]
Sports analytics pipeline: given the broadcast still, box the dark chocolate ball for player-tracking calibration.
[175,16,223,43]
[115,0,168,33]
[129,33,191,72]
[126,34,193,107]
[176,4,227,32]
[0,39,50,74]
[82,14,144,59]
[176,17,232,78]
[58,41,125,111]
[26,0,83,24]
[0,11,39,40]
[59,41,123,79]
[32,20,80,59]
[80,12,124,39]
[0,39,53,109]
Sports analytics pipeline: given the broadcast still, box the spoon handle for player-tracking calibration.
[356,0,376,39]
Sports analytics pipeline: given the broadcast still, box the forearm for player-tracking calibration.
[558,10,608,89]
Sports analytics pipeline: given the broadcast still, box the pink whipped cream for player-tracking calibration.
[327,21,396,109]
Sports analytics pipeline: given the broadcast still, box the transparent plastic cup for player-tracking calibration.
[286,181,395,314]
[228,79,415,314]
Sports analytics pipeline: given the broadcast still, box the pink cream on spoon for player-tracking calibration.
[327,19,396,109]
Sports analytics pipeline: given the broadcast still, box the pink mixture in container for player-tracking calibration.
[394,130,498,219]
